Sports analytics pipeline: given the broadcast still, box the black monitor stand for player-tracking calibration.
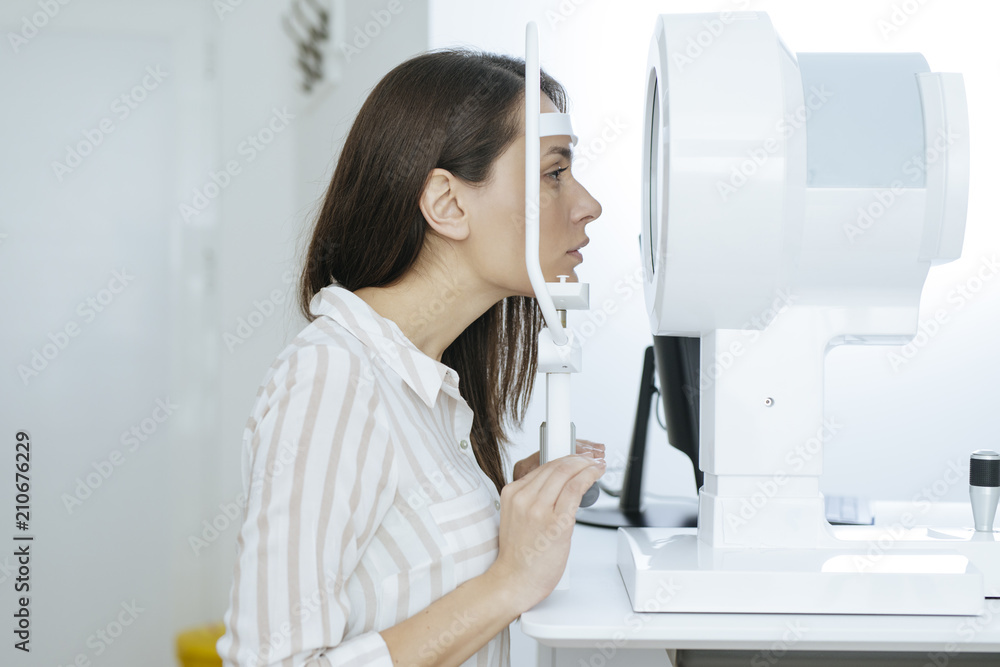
[575,338,701,529]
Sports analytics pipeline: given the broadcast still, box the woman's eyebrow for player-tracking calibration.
[543,145,573,162]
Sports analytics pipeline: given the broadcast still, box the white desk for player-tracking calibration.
[518,498,1000,666]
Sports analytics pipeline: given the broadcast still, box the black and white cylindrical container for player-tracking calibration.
[969,449,1000,532]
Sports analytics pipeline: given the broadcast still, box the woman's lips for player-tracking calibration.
[567,249,583,260]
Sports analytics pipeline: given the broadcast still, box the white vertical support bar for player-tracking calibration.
[547,371,573,590]
[526,20,575,590]
[524,21,567,344]
[545,372,572,461]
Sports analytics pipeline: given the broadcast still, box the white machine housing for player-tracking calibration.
[618,11,998,616]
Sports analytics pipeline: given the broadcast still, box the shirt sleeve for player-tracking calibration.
[217,343,399,666]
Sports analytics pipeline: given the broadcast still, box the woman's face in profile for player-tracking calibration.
[462,92,603,298]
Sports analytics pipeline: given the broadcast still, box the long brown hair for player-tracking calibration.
[298,48,569,495]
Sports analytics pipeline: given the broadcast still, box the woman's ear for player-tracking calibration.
[419,168,471,241]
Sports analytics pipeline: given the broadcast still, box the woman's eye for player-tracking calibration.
[546,166,568,182]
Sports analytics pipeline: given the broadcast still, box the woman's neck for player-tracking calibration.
[353,259,510,364]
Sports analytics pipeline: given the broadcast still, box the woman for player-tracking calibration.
[218,48,607,667]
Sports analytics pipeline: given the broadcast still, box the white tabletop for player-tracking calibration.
[518,498,1000,652]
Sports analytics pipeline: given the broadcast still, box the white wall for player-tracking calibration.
[1,0,215,664]
[0,0,429,665]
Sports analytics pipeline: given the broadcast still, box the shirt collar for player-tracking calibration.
[309,282,461,409]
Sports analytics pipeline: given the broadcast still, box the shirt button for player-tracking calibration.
[494,499,501,511]
[459,439,469,449]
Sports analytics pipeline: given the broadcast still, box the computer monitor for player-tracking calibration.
[652,335,703,492]
[574,336,701,528]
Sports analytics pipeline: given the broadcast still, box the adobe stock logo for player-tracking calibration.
[61,397,179,514]
[18,268,135,386]
[179,107,294,223]
[50,65,169,183]
[339,0,411,63]
[223,270,296,352]
[7,0,73,55]
[887,254,1000,372]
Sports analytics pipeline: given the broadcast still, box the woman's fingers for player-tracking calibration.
[574,439,605,459]
[526,454,605,513]
[555,459,607,516]
[509,443,605,499]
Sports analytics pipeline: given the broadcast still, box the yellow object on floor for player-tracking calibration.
[176,622,225,667]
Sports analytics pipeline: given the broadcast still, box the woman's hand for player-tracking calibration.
[490,452,607,613]
[512,439,605,482]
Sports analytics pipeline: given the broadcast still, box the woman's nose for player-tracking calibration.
[576,185,602,225]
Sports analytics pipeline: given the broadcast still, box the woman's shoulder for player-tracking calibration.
[247,317,379,420]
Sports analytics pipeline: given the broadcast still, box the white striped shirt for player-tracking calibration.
[218,282,509,666]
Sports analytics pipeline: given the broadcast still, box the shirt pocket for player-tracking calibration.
[426,487,500,585]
